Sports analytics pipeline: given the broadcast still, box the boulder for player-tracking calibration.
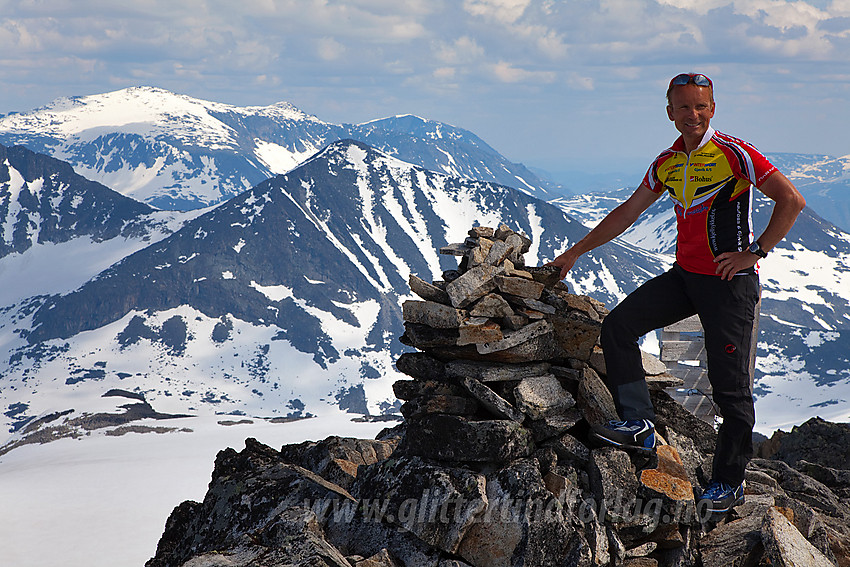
[399,414,533,463]
[468,293,514,318]
[576,367,619,426]
[351,456,488,554]
[761,506,835,567]
[280,436,398,491]
[697,513,764,566]
[772,417,850,471]
[513,373,576,420]
[146,438,356,567]
[457,459,581,567]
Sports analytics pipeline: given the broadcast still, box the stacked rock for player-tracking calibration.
[376,224,690,565]
[396,223,676,463]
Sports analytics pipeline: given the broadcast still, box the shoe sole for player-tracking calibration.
[589,430,657,455]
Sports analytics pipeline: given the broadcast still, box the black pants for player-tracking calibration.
[600,263,760,486]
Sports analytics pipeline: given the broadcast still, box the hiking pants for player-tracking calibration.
[600,263,760,486]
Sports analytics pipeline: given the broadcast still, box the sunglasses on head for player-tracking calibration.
[669,73,713,89]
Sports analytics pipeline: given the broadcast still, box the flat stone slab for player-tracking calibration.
[550,312,602,361]
[408,274,451,305]
[504,295,557,314]
[446,264,504,308]
[445,360,552,382]
[402,300,466,329]
[577,367,619,426]
[459,375,525,422]
[529,408,584,443]
[401,322,459,349]
[494,275,545,300]
[458,317,503,346]
[483,239,511,265]
[392,379,465,401]
[544,431,590,465]
[440,242,474,256]
[400,394,480,420]
[476,320,552,354]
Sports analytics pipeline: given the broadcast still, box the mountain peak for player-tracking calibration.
[0,86,319,140]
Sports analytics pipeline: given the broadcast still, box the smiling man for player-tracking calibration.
[548,73,806,514]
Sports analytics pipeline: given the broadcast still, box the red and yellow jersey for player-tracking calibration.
[641,127,777,275]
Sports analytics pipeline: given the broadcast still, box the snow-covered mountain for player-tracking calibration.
[0,87,553,210]
[553,186,850,429]
[0,138,667,449]
[1,91,849,455]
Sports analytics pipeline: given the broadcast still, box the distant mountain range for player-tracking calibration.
[0,86,555,211]
[1,88,848,454]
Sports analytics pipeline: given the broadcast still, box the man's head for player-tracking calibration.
[666,72,715,150]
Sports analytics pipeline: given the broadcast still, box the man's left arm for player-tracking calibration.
[714,171,807,280]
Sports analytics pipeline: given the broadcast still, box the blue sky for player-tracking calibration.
[1,0,849,184]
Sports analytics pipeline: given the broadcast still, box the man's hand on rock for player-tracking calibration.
[545,249,579,281]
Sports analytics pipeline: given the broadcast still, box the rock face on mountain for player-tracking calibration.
[0,143,156,259]
[145,225,849,566]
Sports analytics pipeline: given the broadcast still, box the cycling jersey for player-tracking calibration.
[642,127,778,275]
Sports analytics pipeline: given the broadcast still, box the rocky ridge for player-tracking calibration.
[146,225,850,567]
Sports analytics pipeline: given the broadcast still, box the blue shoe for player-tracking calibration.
[589,419,656,454]
[698,481,745,513]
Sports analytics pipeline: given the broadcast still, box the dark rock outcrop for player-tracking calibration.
[147,225,850,567]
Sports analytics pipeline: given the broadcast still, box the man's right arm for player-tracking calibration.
[547,185,662,279]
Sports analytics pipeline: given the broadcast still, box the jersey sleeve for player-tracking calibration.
[715,133,778,188]
[640,151,672,194]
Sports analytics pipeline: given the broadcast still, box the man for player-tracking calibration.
[548,73,806,513]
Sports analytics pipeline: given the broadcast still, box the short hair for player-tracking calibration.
[666,73,714,104]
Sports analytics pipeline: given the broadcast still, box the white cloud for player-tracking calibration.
[463,0,531,24]
[489,60,555,83]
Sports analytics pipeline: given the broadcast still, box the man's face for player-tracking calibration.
[666,83,715,144]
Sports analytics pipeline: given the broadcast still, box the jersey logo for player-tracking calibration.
[668,175,734,215]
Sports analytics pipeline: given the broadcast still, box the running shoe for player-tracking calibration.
[698,481,745,513]
[589,419,656,454]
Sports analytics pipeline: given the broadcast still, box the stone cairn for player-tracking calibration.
[147,225,850,567]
